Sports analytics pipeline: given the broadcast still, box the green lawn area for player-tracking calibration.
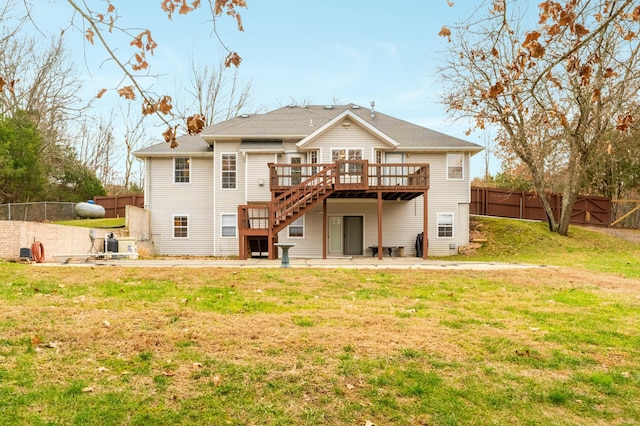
[1,217,639,425]
[55,217,126,228]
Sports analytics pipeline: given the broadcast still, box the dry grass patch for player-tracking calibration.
[1,264,639,425]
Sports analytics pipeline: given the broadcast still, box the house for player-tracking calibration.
[133,103,483,259]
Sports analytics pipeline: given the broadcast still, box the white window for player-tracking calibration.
[288,216,304,238]
[437,213,454,238]
[375,149,383,164]
[309,150,319,165]
[447,153,464,180]
[309,150,319,175]
[174,158,190,183]
[221,214,237,237]
[221,154,237,189]
[173,215,189,238]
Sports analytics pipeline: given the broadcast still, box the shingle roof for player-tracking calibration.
[134,104,482,157]
[133,133,212,156]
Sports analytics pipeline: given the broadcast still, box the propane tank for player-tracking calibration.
[105,232,119,253]
[74,200,106,218]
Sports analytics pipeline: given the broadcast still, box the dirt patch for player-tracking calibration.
[585,226,640,245]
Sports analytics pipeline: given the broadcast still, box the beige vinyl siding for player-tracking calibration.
[245,153,276,202]
[277,199,426,258]
[276,205,323,257]
[409,151,472,255]
[214,142,245,256]
[303,124,391,162]
[380,198,425,256]
[147,155,214,255]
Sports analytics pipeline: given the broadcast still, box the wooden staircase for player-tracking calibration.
[238,163,339,260]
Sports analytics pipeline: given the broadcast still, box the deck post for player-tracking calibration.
[238,206,246,260]
[268,203,277,260]
[423,190,428,259]
[377,191,383,260]
[322,198,327,259]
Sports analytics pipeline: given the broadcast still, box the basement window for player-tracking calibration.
[288,216,304,238]
[437,213,454,238]
[221,214,237,237]
[173,215,189,238]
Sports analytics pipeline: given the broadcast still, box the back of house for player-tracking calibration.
[133,103,483,258]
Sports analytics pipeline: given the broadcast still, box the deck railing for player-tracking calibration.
[269,161,429,192]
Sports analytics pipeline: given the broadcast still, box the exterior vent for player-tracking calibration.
[288,103,296,108]
[240,114,249,118]
[324,105,333,109]
[352,105,360,109]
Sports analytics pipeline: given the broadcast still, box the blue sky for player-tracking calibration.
[27,1,494,177]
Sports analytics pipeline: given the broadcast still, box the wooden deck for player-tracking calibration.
[238,161,430,260]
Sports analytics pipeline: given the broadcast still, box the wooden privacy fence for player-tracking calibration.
[93,194,144,218]
[470,187,611,227]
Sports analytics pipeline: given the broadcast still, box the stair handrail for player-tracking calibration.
[269,163,338,230]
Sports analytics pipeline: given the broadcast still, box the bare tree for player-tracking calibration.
[441,0,640,235]
[0,0,26,45]
[176,58,252,126]
[0,1,249,146]
[0,34,82,146]
[72,114,120,188]
[118,100,152,191]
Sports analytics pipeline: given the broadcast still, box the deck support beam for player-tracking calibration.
[322,199,327,259]
[377,191,383,260]
[423,190,428,259]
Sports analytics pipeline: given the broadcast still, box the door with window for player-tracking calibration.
[328,217,343,256]
[386,152,404,186]
[290,156,302,186]
[328,216,363,256]
[343,216,363,256]
[332,149,363,183]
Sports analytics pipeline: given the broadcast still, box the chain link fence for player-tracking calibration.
[0,202,77,222]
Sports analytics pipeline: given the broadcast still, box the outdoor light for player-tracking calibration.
[258,179,265,187]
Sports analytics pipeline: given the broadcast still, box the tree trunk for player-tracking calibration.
[529,170,558,232]
[557,191,578,236]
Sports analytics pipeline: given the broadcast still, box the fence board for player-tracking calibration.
[93,194,144,218]
[470,187,610,227]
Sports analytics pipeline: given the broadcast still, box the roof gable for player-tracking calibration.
[296,110,398,149]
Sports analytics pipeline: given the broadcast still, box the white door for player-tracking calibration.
[328,216,343,256]
[385,153,404,185]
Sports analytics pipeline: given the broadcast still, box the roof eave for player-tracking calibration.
[404,146,484,154]
[133,151,214,159]
[202,135,307,143]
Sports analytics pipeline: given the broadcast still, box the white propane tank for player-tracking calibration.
[74,201,106,218]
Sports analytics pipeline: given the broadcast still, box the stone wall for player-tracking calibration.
[0,221,101,262]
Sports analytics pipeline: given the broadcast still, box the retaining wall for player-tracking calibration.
[0,206,154,262]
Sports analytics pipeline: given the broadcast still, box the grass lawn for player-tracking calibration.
[54,217,126,229]
[1,217,639,425]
